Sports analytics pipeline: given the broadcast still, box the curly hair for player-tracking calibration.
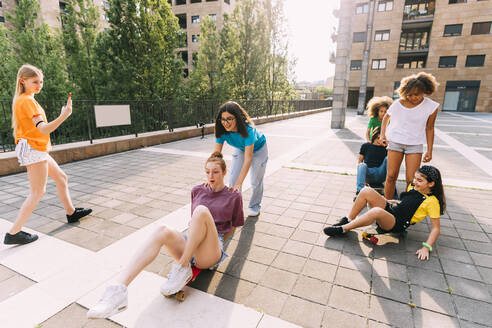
[397,72,439,99]
[366,96,393,118]
[215,101,253,139]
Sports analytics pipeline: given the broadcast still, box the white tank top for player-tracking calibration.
[386,97,439,145]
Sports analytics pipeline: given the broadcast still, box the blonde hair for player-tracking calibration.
[206,151,227,172]
[366,96,393,118]
[11,64,44,136]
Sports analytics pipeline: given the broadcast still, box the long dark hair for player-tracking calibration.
[215,101,253,138]
[418,165,446,215]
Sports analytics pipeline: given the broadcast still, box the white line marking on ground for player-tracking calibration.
[446,112,492,124]
[434,128,492,178]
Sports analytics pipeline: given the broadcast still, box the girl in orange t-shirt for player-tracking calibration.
[4,65,92,246]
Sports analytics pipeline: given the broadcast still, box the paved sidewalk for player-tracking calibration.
[1,110,492,327]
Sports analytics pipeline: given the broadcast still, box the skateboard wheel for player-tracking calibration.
[176,291,186,302]
[361,232,368,239]
[370,236,378,245]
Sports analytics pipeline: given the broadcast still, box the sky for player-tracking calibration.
[283,0,340,83]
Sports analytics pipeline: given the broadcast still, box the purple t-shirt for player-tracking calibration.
[191,185,244,234]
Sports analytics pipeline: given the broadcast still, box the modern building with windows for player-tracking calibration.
[169,0,236,76]
[338,0,492,112]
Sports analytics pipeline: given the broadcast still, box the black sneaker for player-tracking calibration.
[67,207,92,223]
[333,216,349,226]
[323,226,344,236]
[4,231,39,245]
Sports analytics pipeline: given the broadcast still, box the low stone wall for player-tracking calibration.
[0,107,330,176]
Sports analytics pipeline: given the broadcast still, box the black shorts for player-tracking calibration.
[377,202,412,233]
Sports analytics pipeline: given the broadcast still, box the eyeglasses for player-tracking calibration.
[221,117,235,123]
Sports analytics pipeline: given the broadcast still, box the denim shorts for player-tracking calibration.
[388,141,423,154]
[15,139,49,166]
[183,233,228,270]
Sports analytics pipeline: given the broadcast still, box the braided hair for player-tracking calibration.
[418,165,446,215]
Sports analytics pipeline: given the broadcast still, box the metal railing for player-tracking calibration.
[0,99,332,152]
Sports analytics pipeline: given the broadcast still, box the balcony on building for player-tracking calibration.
[402,0,435,28]
[397,27,430,68]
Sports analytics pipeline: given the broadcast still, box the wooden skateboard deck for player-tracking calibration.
[166,266,202,302]
[361,227,403,246]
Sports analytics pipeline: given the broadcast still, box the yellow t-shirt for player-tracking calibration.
[406,184,440,224]
[14,94,51,152]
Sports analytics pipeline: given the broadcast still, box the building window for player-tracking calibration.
[372,59,387,70]
[471,22,492,35]
[206,0,218,2]
[224,0,230,4]
[378,0,393,11]
[168,0,172,5]
[350,60,362,70]
[192,15,200,23]
[0,16,4,23]
[438,56,457,68]
[375,30,390,41]
[356,3,369,14]
[397,56,426,68]
[403,0,435,20]
[443,24,462,36]
[176,0,186,5]
[353,32,366,43]
[0,1,3,7]
[192,34,200,42]
[399,29,429,51]
[209,14,217,21]
[449,0,466,3]
[465,55,485,67]
[393,81,401,99]
[191,0,201,3]
[177,14,187,29]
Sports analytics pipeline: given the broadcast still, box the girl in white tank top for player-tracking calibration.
[380,72,440,199]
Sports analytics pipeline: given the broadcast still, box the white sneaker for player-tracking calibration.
[87,284,128,319]
[160,263,193,296]
[247,208,260,217]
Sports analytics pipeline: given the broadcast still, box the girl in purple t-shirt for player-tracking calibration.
[87,152,244,319]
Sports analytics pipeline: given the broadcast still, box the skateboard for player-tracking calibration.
[166,266,202,302]
[361,227,406,245]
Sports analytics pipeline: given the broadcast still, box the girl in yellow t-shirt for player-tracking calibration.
[4,65,92,246]
[324,165,445,261]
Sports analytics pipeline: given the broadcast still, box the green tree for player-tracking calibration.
[95,0,184,100]
[265,0,295,102]
[0,24,17,99]
[61,0,100,100]
[225,0,270,100]
[315,86,333,98]
[188,16,229,101]
[5,0,69,103]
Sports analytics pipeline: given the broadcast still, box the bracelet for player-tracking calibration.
[422,242,432,252]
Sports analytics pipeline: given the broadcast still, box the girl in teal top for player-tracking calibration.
[214,101,268,217]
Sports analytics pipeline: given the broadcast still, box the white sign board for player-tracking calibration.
[94,105,131,127]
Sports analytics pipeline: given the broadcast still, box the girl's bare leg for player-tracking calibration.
[384,150,404,199]
[117,225,186,287]
[343,207,396,232]
[47,155,75,215]
[404,153,423,187]
[9,161,48,234]
[178,205,221,269]
[349,187,387,219]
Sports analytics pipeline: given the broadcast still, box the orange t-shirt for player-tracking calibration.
[14,94,51,152]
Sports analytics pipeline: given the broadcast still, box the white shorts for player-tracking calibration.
[15,139,49,166]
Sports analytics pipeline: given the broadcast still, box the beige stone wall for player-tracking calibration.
[172,0,236,71]
[345,0,492,112]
